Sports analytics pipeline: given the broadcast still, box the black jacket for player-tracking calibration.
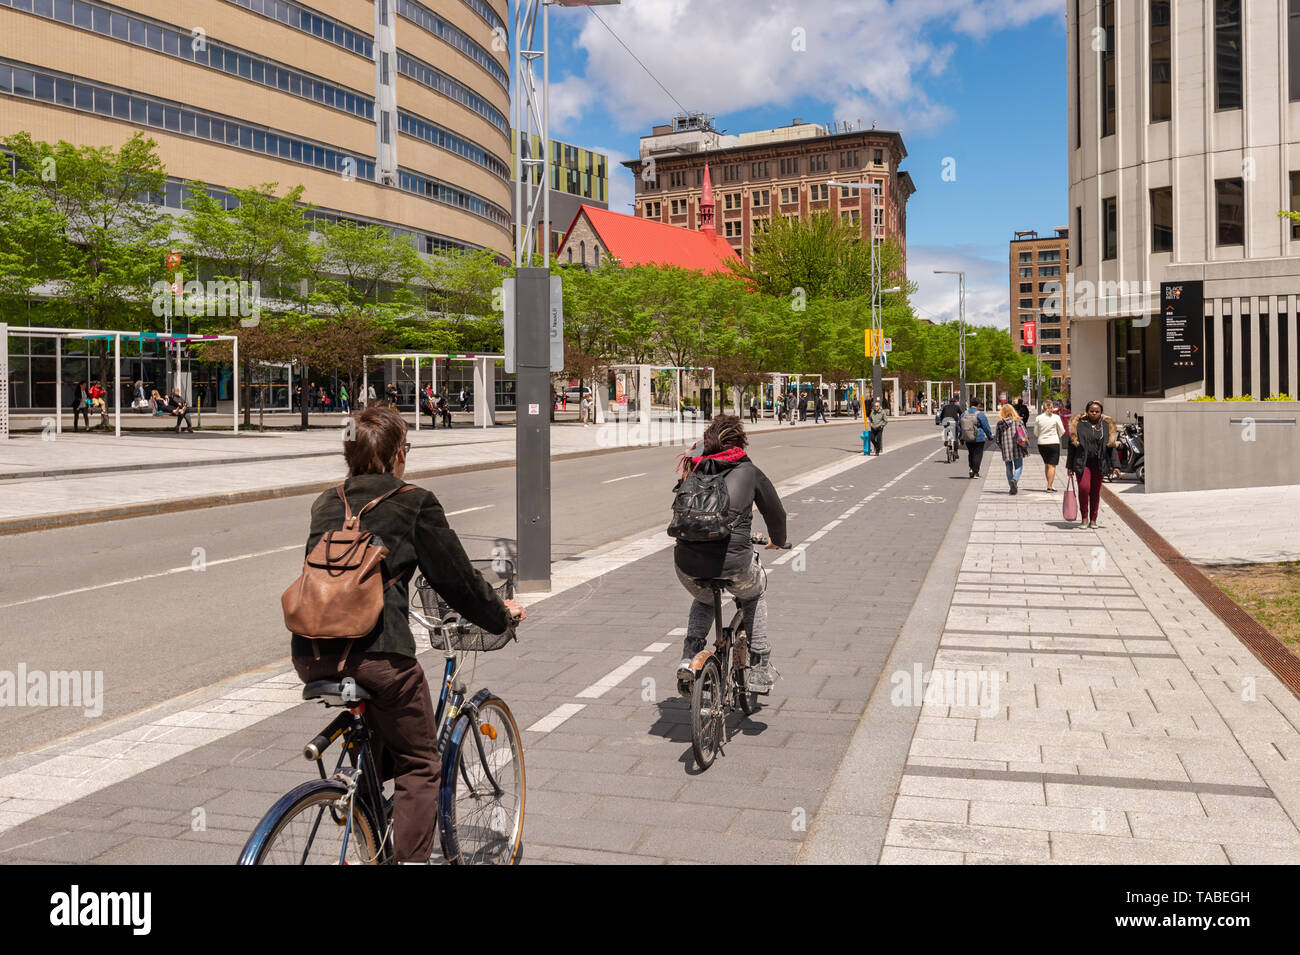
[673,450,788,579]
[291,472,511,659]
[936,401,962,423]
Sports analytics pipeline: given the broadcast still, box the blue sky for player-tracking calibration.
[532,0,1067,327]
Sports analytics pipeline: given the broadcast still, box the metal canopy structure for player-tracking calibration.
[363,353,501,429]
[2,325,239,438]
[600,363,714,423]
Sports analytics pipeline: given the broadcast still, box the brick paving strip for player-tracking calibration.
[861,465,1300,865]
[0,432,952,863]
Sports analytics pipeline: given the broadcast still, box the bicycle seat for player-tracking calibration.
[302,678,372,706]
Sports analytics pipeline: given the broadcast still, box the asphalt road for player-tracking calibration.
[0,417,939,756]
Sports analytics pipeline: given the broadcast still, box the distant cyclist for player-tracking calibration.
[936,394,963,449]
[672,415,789,693]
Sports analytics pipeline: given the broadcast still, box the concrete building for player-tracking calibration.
[0,0,512,257]
[511,130,609,255]
[1009,227,1072,395]
[623,114,914,264]
[1067,0,1300,417]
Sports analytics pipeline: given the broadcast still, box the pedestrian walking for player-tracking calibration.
[851,396,860,420]
[748,393,758,424]
[459,387,468,413]
[867,399,887,454]
[438,392,452,428]
[339,383,350,414]
[385,382,399,409]
[580,392,593,426]
[366,383,377,408]
[1014,397,1030,424]
[1066,400,1120,529]
[70,380,91,431]
[1033,400,1066,491]
[814,395,828,424]
[422,383,437,428]
[959,398,995,478]
[994,403,1027,494]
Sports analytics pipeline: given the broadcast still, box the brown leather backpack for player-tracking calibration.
[281,483,416,670]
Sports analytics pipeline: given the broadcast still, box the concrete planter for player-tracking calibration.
[1143,398,1300,493]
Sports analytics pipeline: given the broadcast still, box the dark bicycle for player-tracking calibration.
[238,559,525,865]
[678,535,787,771]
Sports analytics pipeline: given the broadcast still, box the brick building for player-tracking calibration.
[1009,227,1071,395]
[623,115,914,264]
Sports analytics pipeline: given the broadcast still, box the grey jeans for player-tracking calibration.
[675,552,770,658]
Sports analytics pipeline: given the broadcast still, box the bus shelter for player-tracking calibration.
[1,323,239,438]
[364,353,501,429]
[600,364,714,423]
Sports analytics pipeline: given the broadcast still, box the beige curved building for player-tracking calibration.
[0,0,512,255]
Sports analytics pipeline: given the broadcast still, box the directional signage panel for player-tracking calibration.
[1160,280,1204,390]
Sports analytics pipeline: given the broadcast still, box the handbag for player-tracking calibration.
[1063,472,1078,522]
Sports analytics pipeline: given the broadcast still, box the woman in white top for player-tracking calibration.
[1033,402,1067,491]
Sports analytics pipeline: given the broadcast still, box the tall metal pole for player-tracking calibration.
[958,271,966,407]
[870,181,882,407]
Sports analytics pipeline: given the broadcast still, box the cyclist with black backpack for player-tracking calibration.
[669,415,789,693]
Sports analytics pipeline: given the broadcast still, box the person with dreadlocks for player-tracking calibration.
[672,415,789,693]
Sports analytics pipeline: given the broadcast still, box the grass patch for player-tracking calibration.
[1203,562,1300,656]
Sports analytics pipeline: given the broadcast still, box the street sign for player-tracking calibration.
[883,337,893,353]
[502,278,515,373]
[548,275,564,372]
[1022,320,1036,347]
[527,402,539,415]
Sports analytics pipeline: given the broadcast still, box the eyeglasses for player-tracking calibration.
[402,442,411,454]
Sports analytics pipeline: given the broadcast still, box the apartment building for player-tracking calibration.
[623,114,914,264]
[1010,226,1072,394]
[1068,0,1300,416]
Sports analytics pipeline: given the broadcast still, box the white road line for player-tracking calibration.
[526,703,586,733]
[600,472,648,484]
[445,504,494,516]
[643,641,672,653]
[576,655,654,699]
[667,627,688,636]
[0,544,302,610]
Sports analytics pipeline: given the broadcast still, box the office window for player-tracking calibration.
[1019,251,1033,264]
[1216,178,1244,245]
[381,52,389,85]
[873,149,883,165]
[1075,205,1083,264]
[1102,196,1117,259]
[1038,249,1060,262]
[752,190,768,208]
[1215,0,1242,111]
[1040,265,1061,277]
[1291,0,1300,101]
[1019,299,1033,308]
[1150,187,1173,251]
[1291,172,1300,239]
[1150,1,1171,121]
[1100,0,1116,136]
[1020,267,1033,278]
[1020,283,1033,293]
[779,158,798,176]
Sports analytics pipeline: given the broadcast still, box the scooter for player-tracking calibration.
[1108,413,1145,483]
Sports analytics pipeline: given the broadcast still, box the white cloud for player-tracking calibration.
[908,243,1011,329]
[546,0,1061,135]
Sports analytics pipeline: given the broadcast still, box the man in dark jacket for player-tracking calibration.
[936,394,963,449]
[1014,398,1031,423]
[674,415,789,693]
[293,405,523,863]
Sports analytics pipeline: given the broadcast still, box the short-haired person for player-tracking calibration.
[1034,401,1066,491]
[1066,400,1120,528]
[292,405,524,863]
[674,415,789,693]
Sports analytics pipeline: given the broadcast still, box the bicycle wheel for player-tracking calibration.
[691,656,724,770]
[240,780,381,865]
[439,696,525,865]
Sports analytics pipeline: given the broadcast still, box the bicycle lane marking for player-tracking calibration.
[0,431,941,831]
[523,436,941,735]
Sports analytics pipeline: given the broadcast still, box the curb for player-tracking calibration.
[1103,486,1300,699]
[0,417,878,536]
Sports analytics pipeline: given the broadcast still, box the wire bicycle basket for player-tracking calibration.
[413,558,517,652]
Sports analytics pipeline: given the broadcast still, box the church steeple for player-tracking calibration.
[699,163,715,235]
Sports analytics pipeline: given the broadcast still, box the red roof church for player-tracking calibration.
[556,164,739,273]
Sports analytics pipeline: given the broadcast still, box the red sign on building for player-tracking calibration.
[1022,320,1036,347]
[166,251,182,270]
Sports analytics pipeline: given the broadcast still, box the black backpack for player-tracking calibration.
[667,467,738,542]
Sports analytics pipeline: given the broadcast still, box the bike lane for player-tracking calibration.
[0,429,974,864]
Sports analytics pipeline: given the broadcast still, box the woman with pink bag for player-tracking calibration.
[1065,400,1120,529]
[993,403,1027,495]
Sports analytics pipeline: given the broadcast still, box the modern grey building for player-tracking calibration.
[1067,0,1300,417]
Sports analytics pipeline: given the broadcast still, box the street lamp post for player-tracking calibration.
[828,179,899,406]
[513,0,619,593]
[933,270,966,406]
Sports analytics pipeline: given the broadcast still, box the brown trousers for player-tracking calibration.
[293,651,440,863]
